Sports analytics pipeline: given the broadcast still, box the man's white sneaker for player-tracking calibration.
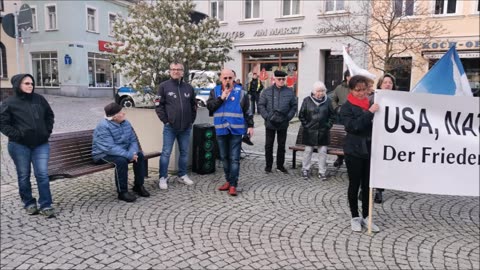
[361,217,380,233]
[159,177,168,190]
[179,175,194,185]
[351,217,363,232]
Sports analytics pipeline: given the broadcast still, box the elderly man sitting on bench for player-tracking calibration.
[92,103,150,202]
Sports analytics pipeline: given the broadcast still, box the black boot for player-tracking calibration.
[333,156,344,168]
[374,190,383,203]
[118,192,137,202]
[133,185,150,197]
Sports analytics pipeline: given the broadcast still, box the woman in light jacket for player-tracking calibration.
[298,81,335,180]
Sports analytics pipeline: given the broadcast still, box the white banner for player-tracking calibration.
[371,91,479,196]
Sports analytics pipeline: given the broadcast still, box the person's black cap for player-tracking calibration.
[274,70,287,77]
[104,102,123,117]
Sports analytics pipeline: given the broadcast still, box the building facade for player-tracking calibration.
[368,0,479,94]
[21,0,132,97]
[0,0,26,100]
[193,0,368,103]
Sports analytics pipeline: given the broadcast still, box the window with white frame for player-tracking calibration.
[244,0,260,19]
[0,42,7,79]
[45,4,57,30]
[30,7,38,31]
[32,52,59,87]
[283,0,300,16]
[434,0,457,14]
[210,0,224,21]
[394,0,414,16]
[109,13,117,36]
[87,7,97,32]
[325,0,345,12]
[88,52,116,87]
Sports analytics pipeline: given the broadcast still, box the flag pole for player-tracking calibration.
[368,188,374,235]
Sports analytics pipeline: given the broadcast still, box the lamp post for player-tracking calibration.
[111,62,116,100]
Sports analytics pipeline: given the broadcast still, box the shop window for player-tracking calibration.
[31,7,38,31]
[45,4,57,30]
[0,42,7,79]
[87,7,97,32]
[387,57,412,92]
[325,0,345,12]
[32,52,59,87]
[109,13,117,36]
[245,0,260,19]
[243,51,299,93]
[434,0,457,15]
[210,0,224,21]
[394,0,414,16]
[88,52,117,88]
[283,0,300,16]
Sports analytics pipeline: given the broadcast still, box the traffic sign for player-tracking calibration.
[18,4,33,30]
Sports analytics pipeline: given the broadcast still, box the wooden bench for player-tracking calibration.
[289,124,346,169]
[48,129,161,181]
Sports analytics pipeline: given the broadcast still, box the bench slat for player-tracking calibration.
[290,124,346,169]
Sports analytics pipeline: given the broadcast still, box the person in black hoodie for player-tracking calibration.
[0,74,55,218]
[155,62,197,190]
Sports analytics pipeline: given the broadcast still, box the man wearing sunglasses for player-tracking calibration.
[207,69,254,196]
[258,70,298,174]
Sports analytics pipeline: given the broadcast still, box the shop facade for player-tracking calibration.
[22,0,131,97]
[193,0,368,102]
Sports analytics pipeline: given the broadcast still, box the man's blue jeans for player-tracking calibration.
[216,134,242,187]
[95,152,145,193]
[160,125,191,178]
[8,142,52,210]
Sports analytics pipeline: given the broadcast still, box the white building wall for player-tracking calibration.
[193,0,368,108]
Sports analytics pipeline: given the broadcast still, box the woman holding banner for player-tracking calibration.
[370,73,397,203]
[340,75,380,232]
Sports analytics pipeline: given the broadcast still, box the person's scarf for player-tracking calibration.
[347,92,369,111]
[310,94,326,105]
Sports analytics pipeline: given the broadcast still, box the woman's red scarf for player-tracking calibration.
[347,92,369,111]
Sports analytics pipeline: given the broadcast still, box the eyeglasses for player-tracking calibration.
[23,82,34,85]
[223,77,233,80]
[276,78,286,81]
[170,68,184,72]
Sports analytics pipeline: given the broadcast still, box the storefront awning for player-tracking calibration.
[423,51,480,59]
[235,42,304,52]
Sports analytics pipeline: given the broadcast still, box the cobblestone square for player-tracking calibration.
[1,95,479,269]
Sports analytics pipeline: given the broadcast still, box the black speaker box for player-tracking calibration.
[192,124,216,174]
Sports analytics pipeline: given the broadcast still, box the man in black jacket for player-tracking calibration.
[258,70,298,174]
[248,73,264,114]
[155,62,197,190]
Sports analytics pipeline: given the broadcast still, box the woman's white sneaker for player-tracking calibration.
[179,175,194,185]
[361,217,380,232]
[159,177,168,190]
[351,217,363,232]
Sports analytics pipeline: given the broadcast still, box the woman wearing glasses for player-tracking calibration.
[0,74,56,218]
[340,75,380,232]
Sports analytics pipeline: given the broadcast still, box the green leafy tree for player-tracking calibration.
[111,0,232,90]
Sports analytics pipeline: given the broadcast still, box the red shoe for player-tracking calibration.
[228,186,237,196]
[218,182,230,191]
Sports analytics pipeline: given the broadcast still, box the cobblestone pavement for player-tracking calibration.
[1,95,479,269]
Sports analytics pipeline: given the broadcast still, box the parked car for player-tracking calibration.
[115,86,156,108]
[115,70,219,108]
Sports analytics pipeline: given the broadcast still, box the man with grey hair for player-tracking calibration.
[298,81,335,180]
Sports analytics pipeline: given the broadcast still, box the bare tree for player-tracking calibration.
[319,0,447,73]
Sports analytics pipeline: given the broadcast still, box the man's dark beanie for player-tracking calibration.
[104,102,123,117]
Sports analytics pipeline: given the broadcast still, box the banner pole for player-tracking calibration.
[368,188,374,235]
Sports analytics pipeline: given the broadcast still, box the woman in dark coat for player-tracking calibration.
[340,75,380,232]
[0,74,55,218]
[298,81,335,180]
